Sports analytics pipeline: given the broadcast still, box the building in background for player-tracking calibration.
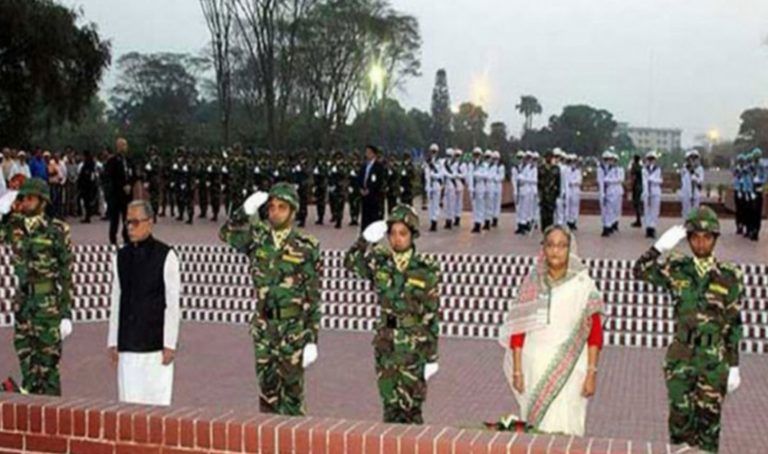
[616,123,682,153]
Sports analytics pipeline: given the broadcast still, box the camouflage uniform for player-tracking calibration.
[634,207,743,453]
[312,157,328,225]
[328,153,347,229]
[385,158,400,214]
[141,147,161,222]
[344,205,441,424]
[537,158,561,232]
[0,179,73,396]
[161,154,175,218]
[174,154,194,224]
[399,155,416,206]
[228,153,250,217]
[219,183,321,415]
[347,154,362,226]
[207,154,223,222]
[197,153,210,219]
[291,155,311,228]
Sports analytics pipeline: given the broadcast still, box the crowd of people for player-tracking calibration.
[1,139,764,246]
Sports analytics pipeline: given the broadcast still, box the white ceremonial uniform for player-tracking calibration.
[642,164,663,229]
[441,158,457,223]
[555,163,569,225]
[424,158,443,222]
[469,159,487,224]
[605,165,625,227]
[107,251,181,406]
[454,160,467,221]
[566,165,582,225]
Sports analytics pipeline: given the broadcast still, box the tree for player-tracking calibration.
[407,108,431,148]
[0,0,111,145]
[295,0,421,147]
[109,52,203,151]
[489,121,510,152]
[452,102,487,150]
[430,69,451,148]
[200,0,235,145]
[735,108,768,152]
[345,98,424,151]
[515,95,542,133]
[548,105,617,156]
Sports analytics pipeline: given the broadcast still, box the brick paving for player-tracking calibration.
[67,199,767,263]
[0,323,765,453]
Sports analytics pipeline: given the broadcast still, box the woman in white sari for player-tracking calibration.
[498,225,604,436]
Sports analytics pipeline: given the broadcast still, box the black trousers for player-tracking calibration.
[361,195,384,232]
[108,199,129,245]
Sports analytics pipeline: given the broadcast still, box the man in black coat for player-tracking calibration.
[104,138,136,245]
[359,145,386,231]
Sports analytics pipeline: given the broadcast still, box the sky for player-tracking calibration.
[61,0,768,146]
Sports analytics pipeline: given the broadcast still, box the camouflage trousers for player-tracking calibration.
[664,351,728,453]
[251,319,306,416]
[349,191,361,224]
[539,201,557,232]
[374,329,428,424]
[329,190,345,223]
[14,302,63,396]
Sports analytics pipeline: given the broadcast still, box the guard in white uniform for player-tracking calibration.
[424,144,443,231]
[566,154,582,230]
[469,147,487,233]
[642,150,663,238]
[453,149,467,227]
[680,150,704,219]
[489,151,505,227]
[441,148,457,229]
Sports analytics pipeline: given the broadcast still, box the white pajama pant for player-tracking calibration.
[567,192,580,224]
[555,197,567,225]
[644,194,661,228]
[472,191,486,224]
[454,188,464,219]
[428,189,441,222]
[118,351,174,406]
[442,184,456,221]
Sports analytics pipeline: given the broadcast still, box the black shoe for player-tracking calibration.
[430,221,437,232]
[298,221,305,228]
[471,223,481,233]
[736,225,743,235]
[186,220,193,225]
[335,220,342,229]
[81,218,91,224]
[444,220,452,230]
[175,216,183,221]
[515,225,525,235]
[601,227,611,237]
[645,228,653,238]
[212,216,218,222]
[631,220,642,228]
[349,220,359,226]
[454,217,461,227]
[612,222,619,232]
[315,220,324,225]
[492,218,498,228]
[483,220,490,230]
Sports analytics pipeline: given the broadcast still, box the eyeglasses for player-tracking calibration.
[543,242,569,250]
[126,218,150,228]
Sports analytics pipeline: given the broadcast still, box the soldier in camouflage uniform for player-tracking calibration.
[174,149,195,225]
[347,152,362,226]
[228,145,251,217]
[537,150,561,232]
[399,153,416,206]
[312,154,329,225]
[160,151,175,218]
[328,151,347,229]
[385,154,401,214]
[344,204,441,424]
[207,152,223,222]
[142,147,161,223]
[291,152,311,228]
[0,178,74,396]
[219,182,322,415]
[197,152,210,220]
[634,206,743,453]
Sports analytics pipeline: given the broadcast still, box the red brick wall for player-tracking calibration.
[0,393,672,453]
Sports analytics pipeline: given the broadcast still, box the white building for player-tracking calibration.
[616,123,682,152]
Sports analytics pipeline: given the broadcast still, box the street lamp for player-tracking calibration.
[369,63,386,100]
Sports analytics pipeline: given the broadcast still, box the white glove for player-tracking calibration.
[243,191,269,216]
[727,367,741,393]
[362,220,387,243]
[59,319,73,340]
[302,343,318,368]
[653,225,687,253]
[0,190,18,215]
[424,362,439,381]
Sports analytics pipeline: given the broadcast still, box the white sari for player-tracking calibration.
[499,246,603,436]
